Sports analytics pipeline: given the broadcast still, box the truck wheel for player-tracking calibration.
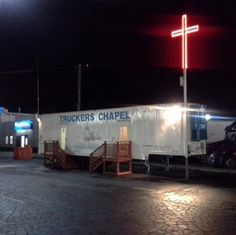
[231,134,236,142]
[208,155,215,166]
[225,158,236,169]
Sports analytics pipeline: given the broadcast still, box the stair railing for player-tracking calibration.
[89,142,106,172]
[44,140,59,166]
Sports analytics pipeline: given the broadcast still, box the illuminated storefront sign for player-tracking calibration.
[15,120,33,133]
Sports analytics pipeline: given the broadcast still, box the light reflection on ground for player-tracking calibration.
[164,192,195,204]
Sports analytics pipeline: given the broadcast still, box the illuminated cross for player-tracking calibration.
[171,14,199,69]
[171,14,199,180]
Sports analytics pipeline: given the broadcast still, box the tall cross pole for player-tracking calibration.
[171,14,199,180]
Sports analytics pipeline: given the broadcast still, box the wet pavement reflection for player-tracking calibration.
[0,152,236,234]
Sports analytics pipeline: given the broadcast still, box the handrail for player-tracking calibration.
[44,141,80,169]
[89,143,106,172]
[90,142,106,157]
[90,141,132,159]
[56,146,66,165]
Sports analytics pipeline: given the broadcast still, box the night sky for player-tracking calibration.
[0,0,236,115]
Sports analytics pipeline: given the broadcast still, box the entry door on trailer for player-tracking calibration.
[119,126,129,141]
[60,127,67,150]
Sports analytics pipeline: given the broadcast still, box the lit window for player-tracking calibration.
[10,136,14,145]
[5,136,9,145]
[25,137,28,146]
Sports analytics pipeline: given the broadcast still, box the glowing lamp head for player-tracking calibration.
[205,114,211,121]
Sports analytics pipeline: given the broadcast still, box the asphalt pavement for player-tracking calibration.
[0,152,236,235]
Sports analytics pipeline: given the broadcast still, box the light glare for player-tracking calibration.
[163,106,182,127]
[205,114,211,121]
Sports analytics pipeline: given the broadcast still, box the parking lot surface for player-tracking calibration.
[0,152,236,235]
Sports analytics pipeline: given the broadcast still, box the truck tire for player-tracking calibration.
[231,134,236,142]
[207,154,215,166]
[225,158,236,169]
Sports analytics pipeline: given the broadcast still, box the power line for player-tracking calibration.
[0,65,77,75]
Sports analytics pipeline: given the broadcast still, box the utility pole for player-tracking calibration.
[171,14,199,180]
[77,63,82,111]
[36,60,40,114]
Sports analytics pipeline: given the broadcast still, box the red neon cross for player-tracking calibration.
[171,14,199,69]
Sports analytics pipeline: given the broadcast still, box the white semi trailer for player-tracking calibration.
[38,104,207,160]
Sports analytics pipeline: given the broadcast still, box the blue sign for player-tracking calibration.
[15,120,33,133]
